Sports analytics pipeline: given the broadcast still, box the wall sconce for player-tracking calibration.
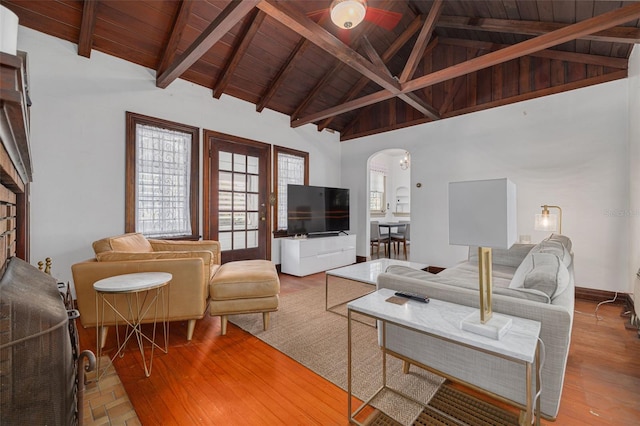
[399,152,410,170]
[534,204,562,234]
[330,0,366,29]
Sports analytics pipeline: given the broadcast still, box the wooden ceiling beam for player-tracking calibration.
[361,37,439,120]
[157,0,195,77]
[317,14,427,131]
[77,0,98,58]
[293,1,640,128]
[156,0,259,89]
[439,37,628,69]
[256,0,401,94]
[437,15,640,44]
[214,10,266,99]
[399,0,443,83]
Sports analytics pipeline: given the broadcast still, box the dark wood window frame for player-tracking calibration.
[125,112,199,239]
[273,145,309,238]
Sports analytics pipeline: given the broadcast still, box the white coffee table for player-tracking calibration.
[94,272,171,379]
[325,259,428,318]
[347,288,542,426]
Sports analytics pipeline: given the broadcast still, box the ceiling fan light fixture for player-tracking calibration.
[330,0,367,29]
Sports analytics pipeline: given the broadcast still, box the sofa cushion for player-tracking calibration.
[509,252,570,301]
[93,233,153,255]
[547,234,572,252]
[468,244,534,269]
[530,238,572,268]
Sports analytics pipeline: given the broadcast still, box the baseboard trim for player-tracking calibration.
[574,287,628,305]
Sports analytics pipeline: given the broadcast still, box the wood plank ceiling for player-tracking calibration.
[5,0,640,141]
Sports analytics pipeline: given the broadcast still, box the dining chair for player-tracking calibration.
[370,221,389,257]
[390,223,410,259]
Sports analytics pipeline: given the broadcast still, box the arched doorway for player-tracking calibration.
[367,149,411,259]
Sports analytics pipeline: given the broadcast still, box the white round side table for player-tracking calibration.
[93,272,171,378]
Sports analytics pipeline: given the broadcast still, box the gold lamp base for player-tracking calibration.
[459,247,512,340]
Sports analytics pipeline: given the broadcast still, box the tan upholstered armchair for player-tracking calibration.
[72,233,220,345]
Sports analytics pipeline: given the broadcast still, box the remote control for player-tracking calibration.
[394,291,430,303]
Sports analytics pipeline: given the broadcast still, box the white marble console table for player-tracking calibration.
[347,288,542,425]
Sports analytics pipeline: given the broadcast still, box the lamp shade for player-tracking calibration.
[449,178,517,249]
[534,213,558,231]
[0,6,19,55]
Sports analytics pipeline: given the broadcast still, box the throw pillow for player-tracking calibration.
[530,239,572,268]
[509,252,570,301]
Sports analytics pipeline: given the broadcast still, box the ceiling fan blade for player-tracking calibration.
[306,9,329,22]
[364,7,403,31]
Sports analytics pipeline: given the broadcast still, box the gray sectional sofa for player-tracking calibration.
[376,234,574,420]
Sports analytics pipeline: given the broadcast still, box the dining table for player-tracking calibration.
[377,222,408,258]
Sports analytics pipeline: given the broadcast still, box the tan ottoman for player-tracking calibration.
[209,259,280,335]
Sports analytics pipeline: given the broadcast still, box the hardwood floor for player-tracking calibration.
[78,271,640,425]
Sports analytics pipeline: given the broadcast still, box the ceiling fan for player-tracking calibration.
[307,0,403,31]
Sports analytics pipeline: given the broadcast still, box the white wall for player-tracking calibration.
[343,79,631,292]
[629,45,640,303]
[18,27,342,284]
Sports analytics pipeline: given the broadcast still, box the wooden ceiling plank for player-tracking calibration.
[214,10,266,99]
[439,49,480,115]
[439,37,628,69]
[291,59,345,121]
[399,0,443,83]
[78,0,98,58]
[317,14,427,131]
[256,36,311,112]
[156,0,259,89]
[294,2,640,128]
[437,14,640,44]
[361,36,439,119]
[157,0,195,77]
[256,0,401,95]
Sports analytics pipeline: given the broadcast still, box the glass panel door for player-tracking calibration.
[204,132,270,262]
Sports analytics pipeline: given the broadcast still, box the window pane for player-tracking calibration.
[219,191,232,211]
[219,151,232,171]
[233,231,246,249]
[247,193,259,211]
[247,230,258,248]
[135,123,192,238]
[233,173,246,192]
[219,232,232,251]
[247,156,259,174]
[234,212,246,230]
[219,172,232,191]
[233,193,246,210]
[234,154,246,172]
[247,175,259,193]
[219,212,232,231]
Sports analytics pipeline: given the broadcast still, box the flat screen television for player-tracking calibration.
[287,184,350,236]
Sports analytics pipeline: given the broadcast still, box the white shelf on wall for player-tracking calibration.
[394,186,410,216]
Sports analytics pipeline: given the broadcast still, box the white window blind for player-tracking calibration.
[370,169,386,212]
[135,124,192,238]
[277,152,305,230]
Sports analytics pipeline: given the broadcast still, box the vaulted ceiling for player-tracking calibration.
[5,1,640,141]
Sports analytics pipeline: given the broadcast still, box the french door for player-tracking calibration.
[203,130,271,263]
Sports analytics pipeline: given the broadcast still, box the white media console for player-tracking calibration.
[281,234,356,277]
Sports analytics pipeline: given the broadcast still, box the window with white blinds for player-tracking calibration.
[125,112,199,239]
[274,146,308,233]
[135,124,192,237]
[370,168,386,213]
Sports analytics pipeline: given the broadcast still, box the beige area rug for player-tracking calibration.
[229,282,446,425]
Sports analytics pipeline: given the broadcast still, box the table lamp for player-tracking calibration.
[449,178,517,339]
[534,204,562,234]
